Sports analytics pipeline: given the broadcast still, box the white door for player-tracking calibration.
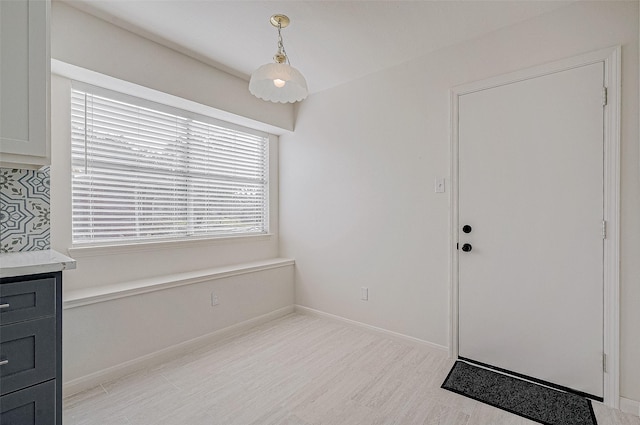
[457,62,605,398]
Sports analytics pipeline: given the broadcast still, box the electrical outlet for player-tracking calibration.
[211,292,219,306]
[361,287,369,301]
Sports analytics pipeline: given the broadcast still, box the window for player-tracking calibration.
[70,87,269,245]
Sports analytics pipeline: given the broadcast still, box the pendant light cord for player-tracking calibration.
[276,23,291,65]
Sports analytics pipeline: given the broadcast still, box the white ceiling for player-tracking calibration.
[61,0,574,94]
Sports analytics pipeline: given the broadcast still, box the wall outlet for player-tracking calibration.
[211,292,219,306]
[361,287,369,301]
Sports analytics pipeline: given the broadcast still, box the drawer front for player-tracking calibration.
[0,278,55,325]
[0,380,56,425]
[0,317,56,396]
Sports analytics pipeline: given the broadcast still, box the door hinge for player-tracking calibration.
[603,353,608,373]
[602,87,608,106]
[602,220,607,239]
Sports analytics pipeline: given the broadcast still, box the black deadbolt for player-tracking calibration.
[462,225,472,234]
[461,243,472,252]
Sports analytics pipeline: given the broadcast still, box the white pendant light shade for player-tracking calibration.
[249,14,308,103]
[249,63,308,103]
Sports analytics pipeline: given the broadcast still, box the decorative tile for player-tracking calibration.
[0,167,50,252]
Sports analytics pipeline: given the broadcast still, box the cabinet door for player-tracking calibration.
[0,278,56,326]
[0,317,56,396]
[0,380,55,425]
[0,0,50,167]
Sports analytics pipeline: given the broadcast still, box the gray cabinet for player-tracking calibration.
[0,272,61,425]
[0,381,55,425]
[0,0,51,169]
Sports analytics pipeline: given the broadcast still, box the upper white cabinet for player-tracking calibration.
[0,0,50,169]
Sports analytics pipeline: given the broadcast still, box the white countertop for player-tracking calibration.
[0,249,76,278]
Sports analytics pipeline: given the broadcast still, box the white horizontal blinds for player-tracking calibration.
[71,89,268,244]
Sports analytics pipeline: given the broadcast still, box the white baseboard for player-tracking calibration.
[294,304,448,352]
[63,305,294,398]
[620,397,640,417]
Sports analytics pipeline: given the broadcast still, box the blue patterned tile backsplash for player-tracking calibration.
[0,167,51,252]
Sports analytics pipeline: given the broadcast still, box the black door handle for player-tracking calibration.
[461,243,472,252]
[462,225,472,233]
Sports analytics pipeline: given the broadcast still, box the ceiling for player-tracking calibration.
[60,1,574,95]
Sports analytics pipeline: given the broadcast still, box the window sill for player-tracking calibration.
[63,257,294,309]
[67,233,274,258]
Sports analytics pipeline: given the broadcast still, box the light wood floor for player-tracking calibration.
[64,313,639,425]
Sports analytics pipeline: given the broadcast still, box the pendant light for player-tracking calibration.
[249,14,308,103]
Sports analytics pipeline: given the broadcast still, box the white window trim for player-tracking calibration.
[52,59,290,136]
[67,233,274,258]
[71,81,270,139]
[53,62,280,253]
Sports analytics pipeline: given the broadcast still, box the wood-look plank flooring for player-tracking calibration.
[64,313,640,425]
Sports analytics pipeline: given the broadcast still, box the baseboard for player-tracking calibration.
[63,305,294,398]
[294,304,448,352]
[620,397,640,417]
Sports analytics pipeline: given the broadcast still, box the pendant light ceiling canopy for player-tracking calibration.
[249,14,308,103]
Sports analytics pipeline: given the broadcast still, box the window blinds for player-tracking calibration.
[70,88,269,244]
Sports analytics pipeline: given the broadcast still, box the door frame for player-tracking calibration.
[449,46,621,407]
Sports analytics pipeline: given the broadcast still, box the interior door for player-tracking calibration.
[457,62,605,398]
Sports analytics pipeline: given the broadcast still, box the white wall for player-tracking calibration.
[280,0,640,402]
[51,2,294,132]
[50,3,295,389]
[63,266,294,384]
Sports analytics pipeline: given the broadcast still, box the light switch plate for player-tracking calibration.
[435,178,446,193]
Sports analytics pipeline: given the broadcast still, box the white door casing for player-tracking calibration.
[449,46,620,407]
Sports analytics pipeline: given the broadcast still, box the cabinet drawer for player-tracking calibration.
[0,380,55,425]
[0,317,56,396]
[0,278,55,325]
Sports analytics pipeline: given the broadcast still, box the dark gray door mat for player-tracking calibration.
[441,361,597,425]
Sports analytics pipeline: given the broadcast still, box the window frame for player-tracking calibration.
[69,81,272,248]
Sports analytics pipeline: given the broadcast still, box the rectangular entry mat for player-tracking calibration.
[441,361,597,425]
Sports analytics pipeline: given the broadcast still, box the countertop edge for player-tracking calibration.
[0,250,77,279]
